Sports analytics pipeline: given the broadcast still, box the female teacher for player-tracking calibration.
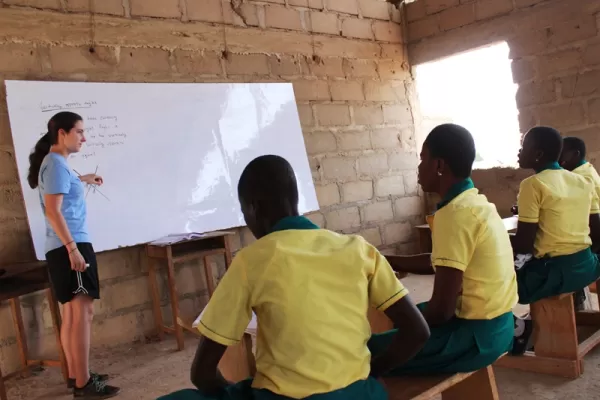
[28,111,120,399]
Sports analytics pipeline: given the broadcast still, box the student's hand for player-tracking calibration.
[376,377,388,390]
[69,248,87,272]
[370,296,430,376]
[197,378,229,397]
[80,174,103,186]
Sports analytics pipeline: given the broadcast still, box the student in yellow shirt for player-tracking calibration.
[559,136,600,195]
[369,124,518,374]
[159,155,430,400]
[558,136,600,307]
[512,127,600,310]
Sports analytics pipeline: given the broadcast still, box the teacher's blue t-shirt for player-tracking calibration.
[38,153,90,253]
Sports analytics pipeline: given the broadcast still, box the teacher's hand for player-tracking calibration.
[69,248,87,272]
[80,174,103,186]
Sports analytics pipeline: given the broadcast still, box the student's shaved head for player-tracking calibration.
[518,126,563,170]
[238,155,299,239]
[563,137,587,159]
[560,136,587,171]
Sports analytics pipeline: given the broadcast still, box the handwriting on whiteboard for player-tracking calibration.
[74,115,127,161]
[38,98,128,162]
[40,101,98,113]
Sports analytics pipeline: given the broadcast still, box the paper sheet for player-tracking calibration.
[149,232,206,246]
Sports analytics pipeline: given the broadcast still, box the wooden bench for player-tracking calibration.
[495,288,600,378]
[181,310,501,399]
[382,366,499,400]
[0,263,68,400]
[368,308,500,399]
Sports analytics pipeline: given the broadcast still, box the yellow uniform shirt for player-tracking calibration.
[430,188,518,320]
[518,168,598,258]
[573,162,600,214]
[198,229,407,399]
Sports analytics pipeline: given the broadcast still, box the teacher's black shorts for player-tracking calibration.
[46,242,100,304]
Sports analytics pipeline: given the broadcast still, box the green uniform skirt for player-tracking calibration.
[156,377,387,400]
[369,303,514,376]
[516,247,600,305]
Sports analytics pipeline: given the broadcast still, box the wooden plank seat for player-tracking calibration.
[178,308,500,399]
[368,307,501,400]
[382,366,499,400]
[495,287,600,378]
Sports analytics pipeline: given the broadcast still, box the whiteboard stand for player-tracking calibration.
[145,231,234,351]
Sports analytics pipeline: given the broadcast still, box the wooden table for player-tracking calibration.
[415,216,518,253]
[146,232,234,351]
[0,262,67,400]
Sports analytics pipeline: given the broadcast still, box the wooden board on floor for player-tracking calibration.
[368,307,393,333]
[383,366,499,400]
[177,317,255,383]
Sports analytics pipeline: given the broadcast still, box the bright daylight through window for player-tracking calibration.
[414,42,520,169]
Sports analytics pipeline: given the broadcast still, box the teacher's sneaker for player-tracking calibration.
[68,372,109,389]
[574,290,587,311]
[511,313,533,355]
[73,375,120,399]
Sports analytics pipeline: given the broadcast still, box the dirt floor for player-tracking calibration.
[5,275,600,399]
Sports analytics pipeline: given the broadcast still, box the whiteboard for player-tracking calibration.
[5,80,318,260]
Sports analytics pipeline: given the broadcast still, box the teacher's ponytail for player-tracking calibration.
[27,111,82,189]
[27,133,52,189]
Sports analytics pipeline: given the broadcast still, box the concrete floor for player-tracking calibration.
[5,275,600,399]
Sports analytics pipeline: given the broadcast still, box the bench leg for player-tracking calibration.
[495,294,583,378]
[0,367,7,400]
[10,298,30,378]
[442,366,499,400]
[147,257,165,341]
[165,249,184,351]
[531,295,580,368]
[203,256,215,298]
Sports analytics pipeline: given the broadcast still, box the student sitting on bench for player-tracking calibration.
[559,136,600,308]
[373,123,519,374]
[511,126,600,352]
[159,155,431,400]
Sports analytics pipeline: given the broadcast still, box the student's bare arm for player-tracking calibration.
[590,214,600,250]
[420,267,462,326]
[511,221,538,254]
[385,254,434,275]
[190,336,230,395]
[370,296,430,377]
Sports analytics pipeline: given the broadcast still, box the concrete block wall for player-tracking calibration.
[405,0,600,215]
[0,0,421,373]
